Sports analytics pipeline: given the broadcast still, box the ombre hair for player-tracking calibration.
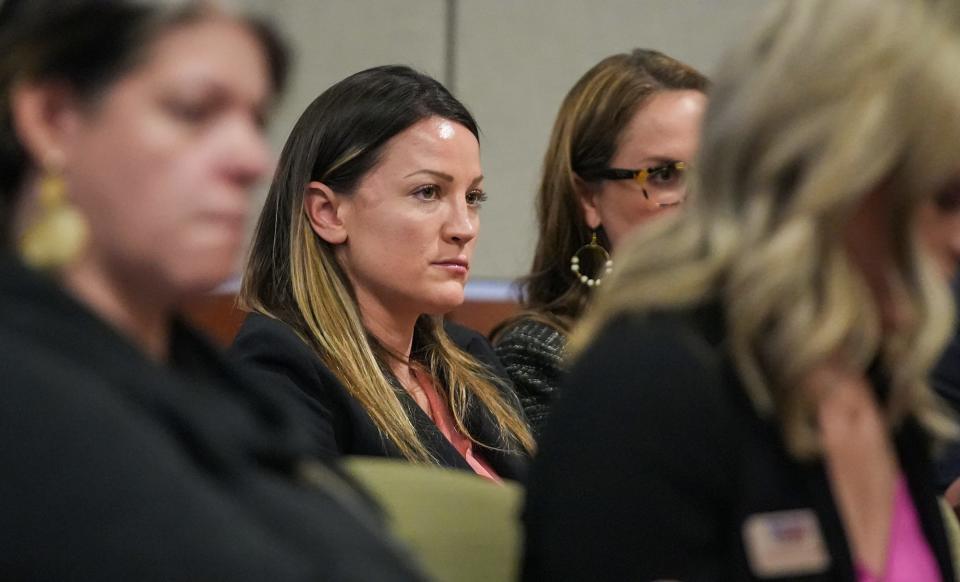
[501,49,708,336]
[241,65,534,463]
[572,0,960,458]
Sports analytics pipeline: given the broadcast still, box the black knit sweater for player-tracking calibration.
[493,317,567,439]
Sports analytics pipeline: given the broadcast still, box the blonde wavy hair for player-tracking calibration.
[571,0,960,459]
[241,66,534,463]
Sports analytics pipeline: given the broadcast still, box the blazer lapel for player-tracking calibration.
[793,422,956,582]
[393,386,473,471]
[464,392,526,482]
[897,420,956,582]
[798,460,856,580]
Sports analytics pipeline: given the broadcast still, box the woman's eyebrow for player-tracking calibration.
[404,169,454,181]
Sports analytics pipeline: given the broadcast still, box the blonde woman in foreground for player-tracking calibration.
[523,0,960,580]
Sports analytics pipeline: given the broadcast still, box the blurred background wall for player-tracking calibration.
[234,0,769,283]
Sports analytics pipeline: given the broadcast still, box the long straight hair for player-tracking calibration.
[572,0,960,458]
[241,65,534,462]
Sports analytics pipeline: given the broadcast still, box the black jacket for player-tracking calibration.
[933,280,960,490]
[523,305,955,581]
[230,313,528,481]
[0,256,425,581]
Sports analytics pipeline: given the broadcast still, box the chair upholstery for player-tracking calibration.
[344,457,523,582]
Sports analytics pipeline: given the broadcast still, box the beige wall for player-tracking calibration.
[240,0,769,280]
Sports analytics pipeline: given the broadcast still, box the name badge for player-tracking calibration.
[742,509,831,578]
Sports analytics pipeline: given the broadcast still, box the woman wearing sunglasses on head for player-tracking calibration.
[0,1,425,579]
[491,48,708,438]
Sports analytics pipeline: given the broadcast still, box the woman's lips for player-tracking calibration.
[432,259,469,276]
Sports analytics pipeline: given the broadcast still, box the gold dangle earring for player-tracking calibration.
[19,167,88,269]
[570,230,612,288]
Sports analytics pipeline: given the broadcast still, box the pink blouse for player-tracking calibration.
[411,368,502,484]
[855,474,940,582]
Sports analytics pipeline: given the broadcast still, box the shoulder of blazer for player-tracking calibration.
[229,313,362,459]
[232,313,318,361]
[443,320,513,386]
[228,313,353,414]
[443,320,492,358]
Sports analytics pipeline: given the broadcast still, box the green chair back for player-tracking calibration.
[344,457,523,582]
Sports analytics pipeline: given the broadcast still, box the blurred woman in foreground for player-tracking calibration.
[0,1,424,579]
[524,0,960,579]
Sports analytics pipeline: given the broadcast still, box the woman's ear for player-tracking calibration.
[304,181,348,244]
[10,81,81,169]
[575,175,603,230]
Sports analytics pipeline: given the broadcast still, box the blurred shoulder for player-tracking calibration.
[564,303,730,422]
[442,319,504,372]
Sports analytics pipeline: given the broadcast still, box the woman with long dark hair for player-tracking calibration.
[232,65,534,480]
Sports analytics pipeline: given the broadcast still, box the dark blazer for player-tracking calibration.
[523,305,955,581]
[933,279,960,490]
[229,313,528,481]
[0,256,425,581]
